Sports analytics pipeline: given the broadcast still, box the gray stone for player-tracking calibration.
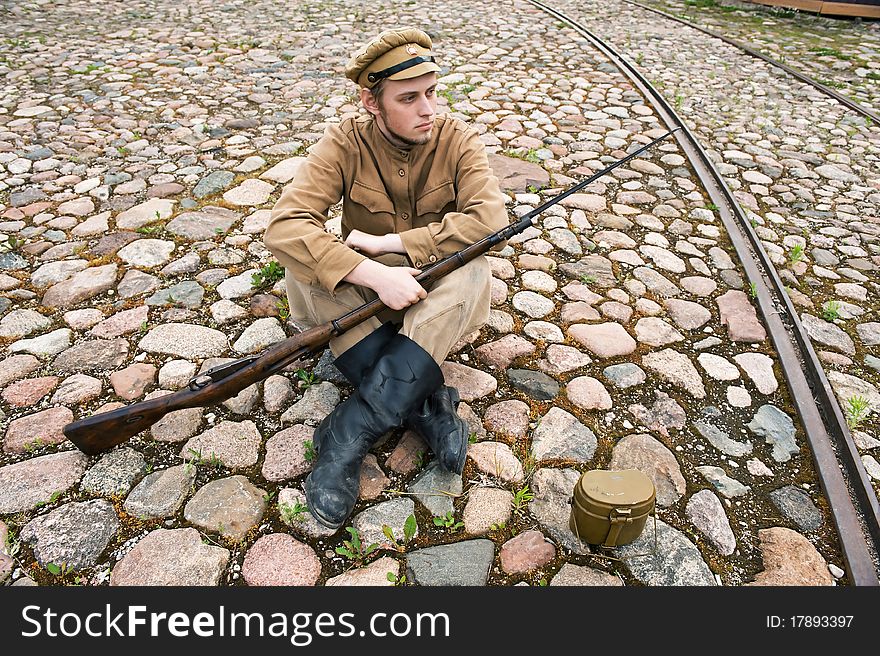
[0,451,88,514]
[747,405,799,462]
[145,281,205,309]
[117,270,161,298]
[610,433,686,507]
[530,467,589,555]
[628,391,687,437]
[642,348,706,399]
[139,323,228,358]
[0,309,52,338]
[551,564,623,586]
[531,406,597,462]
[406,539,495,586]
[52,338,128,373]
[559,255,616,288]
[633,266,680,297]
[694,413,753,457]
[769,485,823,532]
[800,313,855,355]
[280,381,340,426]
[617,518,716,586]
[233,317,286,354]
[352,497,418,548]
[506,368,558,400]
[685,490,736,556]
[511,291,555,318]
[9,328,72,358]
[635,317,684,346]
[81,447,147,496]
[192,171,236,198]
[856,322,880,346]
[181,420,262,470]
[277,488,336,539]
[184,475,266,542]
[407,463,463,517]
[733,353,778,395]
[697,466,751,498]
[21,500,119,571]
[117,239,176,267]
[166,205,240,238]
[41,264,117,309]
[110,528,229,586]
[124,464,196,519]
[603,363,646,388]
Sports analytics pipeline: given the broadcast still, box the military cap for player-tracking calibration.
[345,28,441,89]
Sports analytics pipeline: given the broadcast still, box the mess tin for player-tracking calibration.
[569,469,656,547]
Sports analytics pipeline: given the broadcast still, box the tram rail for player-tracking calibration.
[528,0,880,585]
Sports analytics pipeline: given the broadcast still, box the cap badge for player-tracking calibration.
[406,44,418,55]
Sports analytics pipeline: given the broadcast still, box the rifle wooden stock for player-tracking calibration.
[63,129,677,455]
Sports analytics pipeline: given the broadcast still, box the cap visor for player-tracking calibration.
[387,61,441,82]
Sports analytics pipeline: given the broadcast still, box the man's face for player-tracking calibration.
[364,72,438,148]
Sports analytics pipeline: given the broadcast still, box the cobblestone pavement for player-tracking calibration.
[553,0,880,496]
[0,0,874,587]
[631,0,880,112]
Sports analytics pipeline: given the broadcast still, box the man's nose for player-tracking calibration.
[417,95,434,115]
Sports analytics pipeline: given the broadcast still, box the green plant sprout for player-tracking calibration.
[844,395,870,430]
[303,439,316,464]
[382,514,418,551]
[821,300,841,322]
[280,501,308,524]
[335,526,379,564]
[432,511,464,532]
[251,261,284,289]
[512,485,534,514]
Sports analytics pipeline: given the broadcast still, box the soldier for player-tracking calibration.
[264,28,508,530]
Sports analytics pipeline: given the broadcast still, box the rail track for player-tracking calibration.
[527,0,880,585]
[620,0,880,124]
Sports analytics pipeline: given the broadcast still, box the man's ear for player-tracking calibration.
[361,88,380,117]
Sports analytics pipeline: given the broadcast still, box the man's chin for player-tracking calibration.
[410,130,433,145]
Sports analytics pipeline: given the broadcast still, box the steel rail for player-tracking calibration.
[527,0,880,585]
[620,0,880,124]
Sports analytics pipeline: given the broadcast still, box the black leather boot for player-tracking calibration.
[330,323,469,475]
[305,334,443,529]
[407,385,469,475]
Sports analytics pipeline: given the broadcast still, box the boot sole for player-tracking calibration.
[304,474,345,531]
[447,387,468,475]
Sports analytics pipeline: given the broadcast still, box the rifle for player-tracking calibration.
[63,128,678,455]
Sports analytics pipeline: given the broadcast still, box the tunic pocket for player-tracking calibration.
[349,181,395,215]
[415,180,455,216]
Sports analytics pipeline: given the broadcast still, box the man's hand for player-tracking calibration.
[344,259,426,310]
[345,230,405,257]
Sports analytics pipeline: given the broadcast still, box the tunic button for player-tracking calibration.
[401,212,409,220]
[398,169,405,177]
[429,255,437,262]
[415,261,422,267]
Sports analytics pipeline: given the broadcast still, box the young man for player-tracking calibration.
[264,28,508,530]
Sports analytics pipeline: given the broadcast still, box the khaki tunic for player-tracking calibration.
[264,114,509,361]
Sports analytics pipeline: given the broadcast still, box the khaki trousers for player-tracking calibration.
[285,254,492,364]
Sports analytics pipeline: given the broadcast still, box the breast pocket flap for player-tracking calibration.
[349,181,395,215]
